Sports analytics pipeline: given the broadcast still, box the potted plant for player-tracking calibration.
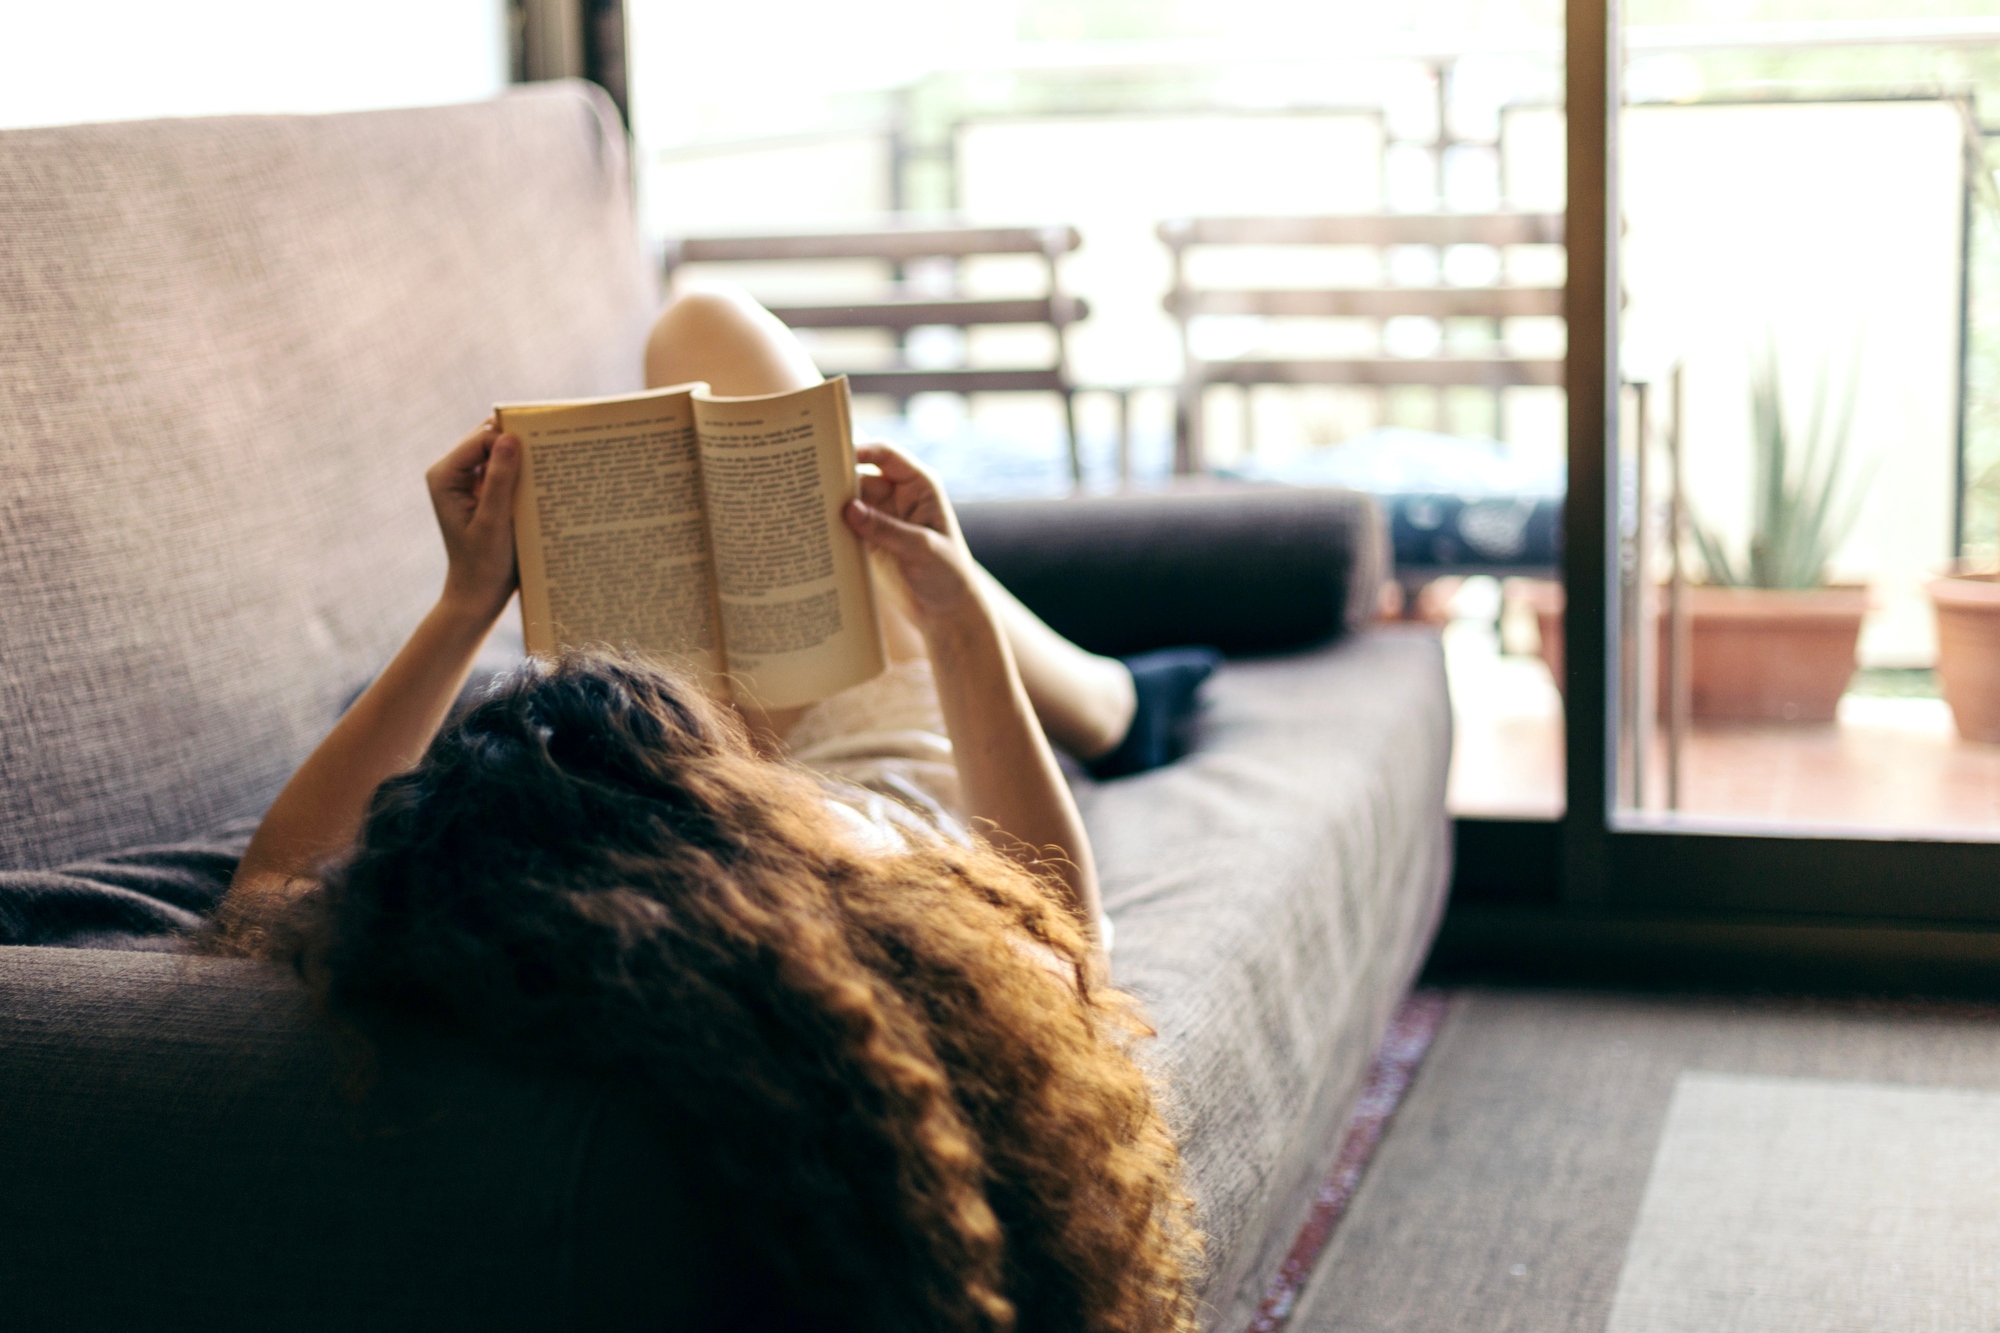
[1674,344,1872,722]
[1929,461,2000,741]
[1929,568,2000,741]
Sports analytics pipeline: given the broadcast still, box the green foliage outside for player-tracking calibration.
[1688,343,1872,587]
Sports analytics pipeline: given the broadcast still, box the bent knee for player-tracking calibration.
[657,282,762,332]
[647,284,764,359]
[644,283,820,395]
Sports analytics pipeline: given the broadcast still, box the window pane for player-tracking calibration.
[1613,5,2000,836]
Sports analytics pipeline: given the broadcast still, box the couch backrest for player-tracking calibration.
[0,83,656,869]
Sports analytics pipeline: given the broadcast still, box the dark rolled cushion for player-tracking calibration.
[957,485,1386,657]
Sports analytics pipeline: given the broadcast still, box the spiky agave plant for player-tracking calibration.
[1689,340,1872,589]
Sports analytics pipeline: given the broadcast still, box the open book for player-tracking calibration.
[496,376,886,711]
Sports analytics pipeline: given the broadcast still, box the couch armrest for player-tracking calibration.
[0,946,651,1331]
[957,485,1386,657]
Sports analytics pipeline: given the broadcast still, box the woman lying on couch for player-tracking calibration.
[216,289,1206,1332]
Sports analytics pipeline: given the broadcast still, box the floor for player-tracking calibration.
[1443,618,1565,820]
[1443,614,2000,836]
[1283,988,2000,1333]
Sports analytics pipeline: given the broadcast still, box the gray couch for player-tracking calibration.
[0,84,1452,1331]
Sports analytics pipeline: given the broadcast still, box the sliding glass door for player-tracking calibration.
[1566,0,2000,914]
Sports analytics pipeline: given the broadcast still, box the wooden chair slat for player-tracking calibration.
[840,368,1072,397]
[1191,356,1563,389]
[1158,212,1564,248]
[1174,287,1563,319]
[767,295,1088,330]
[671,225,1082,264]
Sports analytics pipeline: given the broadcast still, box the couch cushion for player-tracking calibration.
[1078,625,1451,1325]
[0,84,656,870]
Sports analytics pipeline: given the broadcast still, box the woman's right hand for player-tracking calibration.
[427,420,521,623]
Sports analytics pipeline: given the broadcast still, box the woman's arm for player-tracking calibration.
[843,445,1103,939]
[222,424,522,922]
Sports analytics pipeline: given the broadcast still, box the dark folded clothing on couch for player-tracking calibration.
[0,820,254,950]
[8,653,528,953]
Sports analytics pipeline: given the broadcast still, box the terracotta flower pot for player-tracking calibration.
[1512,582,1865,720]
[1928,572,2000,743]
[1666,585,1867,722]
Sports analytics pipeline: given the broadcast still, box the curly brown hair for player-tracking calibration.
[294,651,1199,1332]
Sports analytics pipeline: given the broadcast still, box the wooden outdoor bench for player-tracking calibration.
[663,223,1090,479]
[1159,211,1565,471]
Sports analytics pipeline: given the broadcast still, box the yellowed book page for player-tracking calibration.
[498,384,725,688]
[693,377,886,710]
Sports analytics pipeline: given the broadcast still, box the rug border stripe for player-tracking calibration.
[1244,989,1454,1333]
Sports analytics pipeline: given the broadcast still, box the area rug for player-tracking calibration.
[1606,1072,2000,1333]
[1282,989,2000,1333]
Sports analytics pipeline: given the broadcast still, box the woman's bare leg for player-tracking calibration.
[645,284,823,398]
[972,567,1133,759]
[644,284,1136,758]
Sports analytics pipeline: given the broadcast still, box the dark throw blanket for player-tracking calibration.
[3,657,525,951]
[0,819,255,950]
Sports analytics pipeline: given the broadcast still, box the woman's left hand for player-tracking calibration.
[428,421,521,622]
[844,443,982,632]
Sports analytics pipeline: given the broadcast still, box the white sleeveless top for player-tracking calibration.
[782,658,1112,952]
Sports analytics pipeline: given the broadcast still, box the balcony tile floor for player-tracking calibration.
[1444,620,2000,836]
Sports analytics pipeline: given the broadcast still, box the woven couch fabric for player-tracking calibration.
[0,83,655,871]
[959,487,1386,658]
[1080,627,1451,1328]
